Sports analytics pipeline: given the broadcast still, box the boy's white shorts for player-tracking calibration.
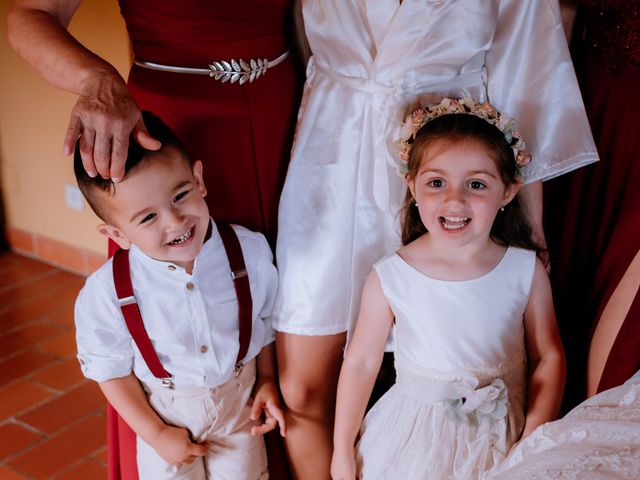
[137,359,268,479]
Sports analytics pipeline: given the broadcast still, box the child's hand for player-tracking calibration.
[149,424,208,466]
[250,381,286,437]
[331,448,356,480]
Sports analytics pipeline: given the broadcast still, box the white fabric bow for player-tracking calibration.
[443,375,508,424]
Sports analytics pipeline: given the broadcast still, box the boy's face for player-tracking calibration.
[97,149,210,272]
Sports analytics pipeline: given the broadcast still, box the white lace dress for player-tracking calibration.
[488,371,640,480]
[356,247,535,479]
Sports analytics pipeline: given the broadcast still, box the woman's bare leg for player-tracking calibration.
[276,331,346,480]
[587,249,640,397]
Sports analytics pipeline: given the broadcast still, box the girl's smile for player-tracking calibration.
[408,138,518,251]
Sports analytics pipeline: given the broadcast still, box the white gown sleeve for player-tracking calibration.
[486,0,599,183]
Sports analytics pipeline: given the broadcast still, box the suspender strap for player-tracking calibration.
[216,223,253,366]
[111,223,253,384]
[112,248,172,380]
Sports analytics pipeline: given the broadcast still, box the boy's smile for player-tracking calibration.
[97,148,210,273]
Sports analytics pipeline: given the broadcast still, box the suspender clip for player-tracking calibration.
[231,268,248,280]
[161,377,174,389]
[117,295,137,306]
[234,362,244,377]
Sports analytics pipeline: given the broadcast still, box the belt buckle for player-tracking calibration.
[209,58,269,85]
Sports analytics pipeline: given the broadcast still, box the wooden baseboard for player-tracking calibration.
[5,227,106,276]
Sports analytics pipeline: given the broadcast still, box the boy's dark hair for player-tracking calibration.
[401,113,543,252]
[74,111,191,221]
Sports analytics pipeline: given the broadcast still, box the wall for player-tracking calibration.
[0,0,131,271]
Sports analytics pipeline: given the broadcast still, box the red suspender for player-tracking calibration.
[215,223,253,371]
[112,223,253,387]
[113,248,172,382]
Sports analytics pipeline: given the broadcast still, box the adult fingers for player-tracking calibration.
[93,130,112,179]
[79,129,97,179]
[63,115,82,158]
[250,398,264,421]
[133,120,161,151]
[109,135,129,183]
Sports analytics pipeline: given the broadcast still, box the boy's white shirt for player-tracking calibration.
[75,220,277,388]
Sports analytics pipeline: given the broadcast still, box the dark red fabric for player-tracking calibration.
[544,61,640,409]
[120,0,302,248]
[112,248,172,379]
[216,223,253,365]
[105,3,301,478]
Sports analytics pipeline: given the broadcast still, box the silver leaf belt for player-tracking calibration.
[134,50,290,85]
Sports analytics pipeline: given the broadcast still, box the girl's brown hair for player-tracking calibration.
[400,113,542,253]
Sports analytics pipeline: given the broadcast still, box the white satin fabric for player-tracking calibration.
[273,0,598,336]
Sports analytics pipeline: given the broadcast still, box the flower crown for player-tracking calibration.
[396,97,531,177]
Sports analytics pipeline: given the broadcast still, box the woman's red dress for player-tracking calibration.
[544,0,640,409]
[107,2,302,478]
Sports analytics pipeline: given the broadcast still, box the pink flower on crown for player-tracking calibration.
[394,97,530,179]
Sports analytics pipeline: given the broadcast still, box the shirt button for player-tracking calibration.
[168,265,176,271]
[186,282,194,291]
[200,345,208,353]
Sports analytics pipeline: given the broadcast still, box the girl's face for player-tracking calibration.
[407,138,519,249]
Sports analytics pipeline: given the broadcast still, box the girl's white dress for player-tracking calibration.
[273,0,598,337]
[356,247,535,479]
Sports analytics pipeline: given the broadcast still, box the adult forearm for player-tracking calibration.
[7,1,125,95]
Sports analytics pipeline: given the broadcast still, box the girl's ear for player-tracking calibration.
[406,175,417,201]
[502,182,520,208]
[192,160,207,198]
[97,224,131,250]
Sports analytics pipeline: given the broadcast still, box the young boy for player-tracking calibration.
[73,112,283,480]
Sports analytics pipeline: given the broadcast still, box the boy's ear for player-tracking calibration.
[97,224,131,250]
[502,182,520,208]
[192,160,207,198]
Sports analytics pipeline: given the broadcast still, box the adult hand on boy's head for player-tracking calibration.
[150,424,208,466]
[63,70,161,182]
[250,381,286,437]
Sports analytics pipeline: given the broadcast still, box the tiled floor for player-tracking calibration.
[0,251,107,479]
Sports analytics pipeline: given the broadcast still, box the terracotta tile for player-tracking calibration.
[0,350,59,387]
[0,381,56,421]
[37,330,78,358]
[86,251,107,275]
[0,285,82,331]
[0,422,44,460]
[35,236,86,274]
[7,414,106,479]
[0,270,84,307]
[18,382,105,434]
[6,228,34,255]
[0,253,54,292]
[0,322,66,359]
[55,458,108,480]
[0,465,29,480]
[91,445,109,464]
[30,357,84,391]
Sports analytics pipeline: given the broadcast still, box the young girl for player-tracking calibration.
[331,99,566,480]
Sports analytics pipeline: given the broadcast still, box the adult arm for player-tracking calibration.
[6,0,159,181]
[521,258,566,438]
[331,271,394,480]
[99,374,207,465]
